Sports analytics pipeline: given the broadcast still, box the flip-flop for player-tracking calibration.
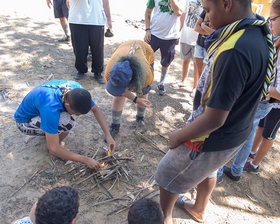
[175,196,204,223]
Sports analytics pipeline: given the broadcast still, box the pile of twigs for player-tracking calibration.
[72,153,133,194]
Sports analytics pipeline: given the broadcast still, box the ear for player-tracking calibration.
[222,0,233,12]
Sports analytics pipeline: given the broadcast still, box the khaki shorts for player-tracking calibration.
[155,143,244,194]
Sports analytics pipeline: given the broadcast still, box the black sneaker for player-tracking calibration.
[94,72,105,84]
[216,175,223,185]
[243,161,260,173]
[58,35,70,42]
[157,84,166,95]
[136,115,146,133]
[110,123,120,139]
[223,166,241,181]
[75,72,85,80]
[249,152,256,159]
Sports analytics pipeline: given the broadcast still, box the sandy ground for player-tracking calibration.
[0,1,280,223]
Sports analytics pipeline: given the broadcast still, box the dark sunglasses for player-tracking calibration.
[267,15,280,23]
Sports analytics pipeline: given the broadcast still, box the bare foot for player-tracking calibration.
[183,202,204,223]
[164,217,173,224]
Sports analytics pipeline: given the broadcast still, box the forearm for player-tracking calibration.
[201,23,215,35]
[145,8,152,30]
[170,108,228,148]
[122,89,136,101]
[103,0,112,22]
[50,144,88,164]
[91,106,111,137]
[269,87,280,100]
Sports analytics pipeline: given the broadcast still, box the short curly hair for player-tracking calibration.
[35,186,79,224]
[66,88,92,114]
[128,198,164,224]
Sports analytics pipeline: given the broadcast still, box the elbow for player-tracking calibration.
[209,119,225,131]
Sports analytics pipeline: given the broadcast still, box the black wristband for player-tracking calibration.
[145,28,151,31]
[133,96,138,104]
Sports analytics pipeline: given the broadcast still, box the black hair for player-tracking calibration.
[66,88,92,114]
[128,198,164,224]
[272,0,280,14]
[209,0,252,7]
[116,55,145,95]
[35,186,79,224]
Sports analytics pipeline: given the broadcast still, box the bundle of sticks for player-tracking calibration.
[73,153,133,193]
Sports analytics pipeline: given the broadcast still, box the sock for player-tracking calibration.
[137,107,146,119]
[158,68,168,85]
[250,161,259,168]
[62,24,70,37]
[112,110,122,125]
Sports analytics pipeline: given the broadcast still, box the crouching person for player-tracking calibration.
[14,80,115,170]
[105,40,154,138]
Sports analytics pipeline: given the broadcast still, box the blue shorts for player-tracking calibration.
[53,0,68,18]
[194,44,207,64]
[149,35,178,68]
[258,108,280,140]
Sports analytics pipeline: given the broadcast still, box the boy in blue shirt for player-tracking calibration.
[14,80,115,169]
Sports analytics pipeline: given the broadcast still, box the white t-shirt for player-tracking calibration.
[180,0,203,45]
[148,0,186,40]
[68,0,106,25]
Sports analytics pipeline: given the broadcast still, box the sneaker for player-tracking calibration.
[249,152,256,159]
[243,161,260,173]
[172,82,186,88]
[110,123,120,139]
[136,116,146,133]
[157,84,166,95]
[223,166,241,181]
[75,72,85,80]
[58,35,70,42]
[216,175,223,185]
[94,72,105,84]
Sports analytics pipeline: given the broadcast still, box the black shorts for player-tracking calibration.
[53,0,68,18]
[258,108,280,139]
[149,34,178,68]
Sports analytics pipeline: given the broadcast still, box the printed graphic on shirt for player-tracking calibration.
[159,0,174,14]
[184,0,202,29]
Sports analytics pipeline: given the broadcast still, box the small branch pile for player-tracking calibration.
[73,154,133,194]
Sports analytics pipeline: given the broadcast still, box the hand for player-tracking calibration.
[144,30,151,43]
[46,0,52,8]
[168,129,181,149]
[136,97,152,107]
[85,157,100,170]
[105,134,116,154]
[66,0,70,8]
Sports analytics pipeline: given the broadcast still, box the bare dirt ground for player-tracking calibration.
[0,1,280,223]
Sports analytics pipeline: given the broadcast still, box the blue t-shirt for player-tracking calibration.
[14,80,95,134]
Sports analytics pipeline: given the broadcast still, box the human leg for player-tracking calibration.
[110,96,126,138]
[69,24,89,76]
[89,25,105,83]
[159,187,179,224]
[135,94,148,133]
[53,0,69,41]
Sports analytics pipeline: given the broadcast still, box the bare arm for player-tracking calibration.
[170,0,183,16]
[45,133,100,169]
[169,107,229,149]
[269,87,280,100]
[180,12,186,31]
[103,0,112,29]
[46,0,53,8]
[144,8,153,43]
[91,104,116,152]
[122,89,151,107]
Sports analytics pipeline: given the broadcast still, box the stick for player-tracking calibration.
[107,189,160,216]
[92,197,129,207]
[135,131,166,154]
[100,183,113,198]
[8,169,41,198]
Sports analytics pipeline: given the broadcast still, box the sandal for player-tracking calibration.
[175,196,204,223]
